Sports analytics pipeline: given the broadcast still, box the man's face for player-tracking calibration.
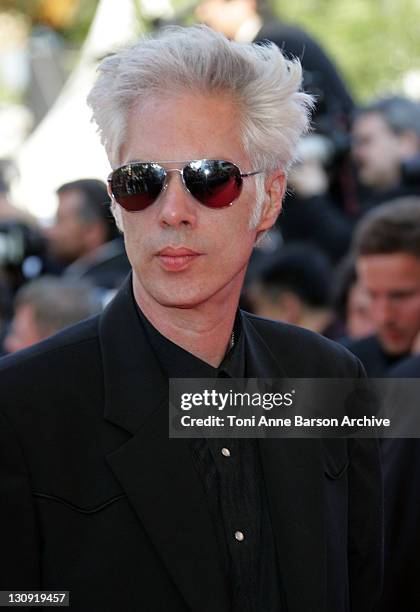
[46,190,89,264]
[116,91,281,311]
[357,253,420,355]
[351,113,404,190]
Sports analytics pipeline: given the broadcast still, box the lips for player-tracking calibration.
[157,247,202,271]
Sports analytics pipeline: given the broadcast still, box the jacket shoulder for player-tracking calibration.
[0,316,101,412]
[0,315,99,373]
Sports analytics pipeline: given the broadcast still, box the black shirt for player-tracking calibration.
[136,306,281,611]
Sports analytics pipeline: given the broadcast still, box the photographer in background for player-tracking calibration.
[282,96,420,263]
[0,162,54,294]
[0,220,49,294]
[352,96,420,207]
[283,135,355,262]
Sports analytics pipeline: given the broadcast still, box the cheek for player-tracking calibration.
[121,215,150,251]
[404,296,420,321]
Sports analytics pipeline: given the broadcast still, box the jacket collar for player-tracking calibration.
[99,276,230,611]
[99,275,166,434]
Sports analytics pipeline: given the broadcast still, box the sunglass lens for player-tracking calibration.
[183,160,242,208]
[111,163,165,211]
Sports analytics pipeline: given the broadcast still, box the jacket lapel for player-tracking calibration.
[243,314,326,612]
[99,277,230,612]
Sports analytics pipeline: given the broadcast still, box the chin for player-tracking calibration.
[152,289,211,309]
[381,339,410,356]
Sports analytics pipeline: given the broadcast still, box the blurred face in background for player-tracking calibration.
[46,190,90,264]
[195,0,254,39]
[357,252,420,355]
[351,112,415,191]
[46,190,108,264]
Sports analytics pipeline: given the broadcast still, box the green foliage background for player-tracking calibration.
[4,0,420,102]
[274,0,420,102]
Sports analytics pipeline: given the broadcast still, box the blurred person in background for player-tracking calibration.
[344,196,420,610]
[195,0,354,121]
[352,96,420,206]
[2,276,102,354]
[45,178,130,290]
[345,198,420,375]
[248,243,342,338]
[332,254,375,342]
[0,161,52,293]
[284,153,354,262]
[281,96,420,263]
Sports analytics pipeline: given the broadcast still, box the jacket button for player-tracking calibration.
[235,531,245,542]
[221,447,231,457]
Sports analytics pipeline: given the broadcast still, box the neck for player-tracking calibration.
[373,169,401,193]
[133,274,241,367]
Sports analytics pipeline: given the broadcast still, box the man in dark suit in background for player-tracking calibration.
[344,198,420,610]
[346,198,420,375]
[379,352,420,611]
[0,26,382,611]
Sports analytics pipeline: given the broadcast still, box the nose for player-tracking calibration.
[157,170,198,229]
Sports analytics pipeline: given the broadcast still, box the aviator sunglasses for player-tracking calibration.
[108,159,263,212]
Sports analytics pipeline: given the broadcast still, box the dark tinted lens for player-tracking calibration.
[183,160,242,208]
[111,163,165,211]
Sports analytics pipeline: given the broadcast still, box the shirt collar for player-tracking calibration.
[136,305,245,379]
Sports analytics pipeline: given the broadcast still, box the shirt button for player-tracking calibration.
[221,447,231,457]
[235,531,245,542]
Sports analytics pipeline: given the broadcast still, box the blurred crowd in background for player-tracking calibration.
[1,0,420,385]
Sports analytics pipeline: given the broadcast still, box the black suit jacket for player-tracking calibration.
[0,277,383,611]
[377,355,420,611]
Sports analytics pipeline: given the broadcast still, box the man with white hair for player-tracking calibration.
[0,26,382,611]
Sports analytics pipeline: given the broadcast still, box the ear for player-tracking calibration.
[256,170,286,233]
[106,181,113,200]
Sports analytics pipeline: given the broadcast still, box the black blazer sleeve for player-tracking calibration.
[0,409,41,590]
